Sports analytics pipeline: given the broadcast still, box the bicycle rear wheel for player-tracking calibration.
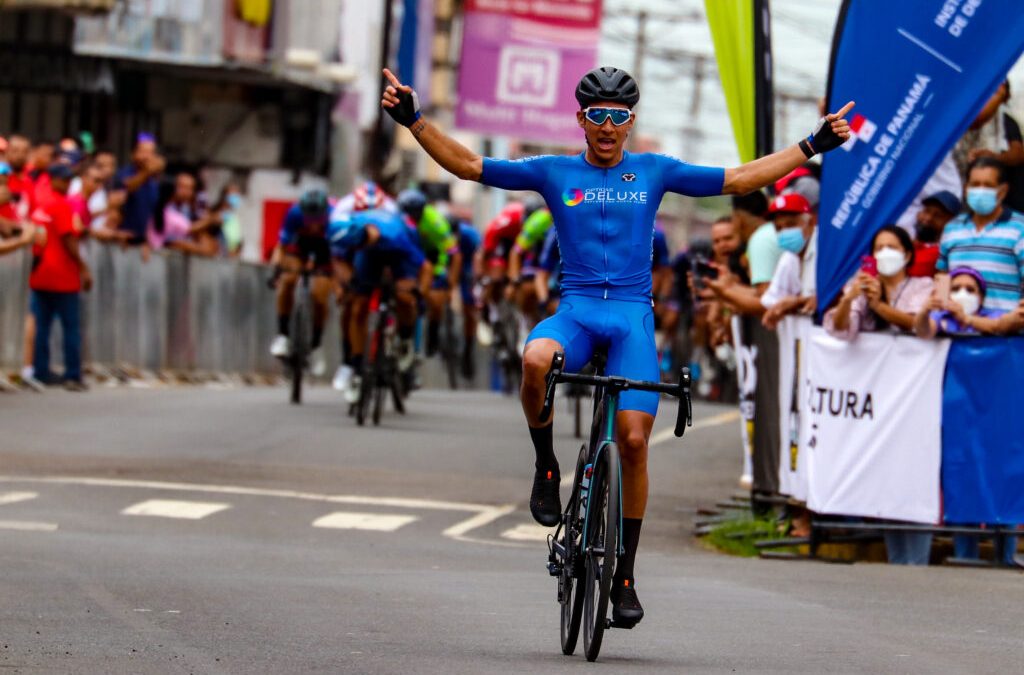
[582,442,619,662]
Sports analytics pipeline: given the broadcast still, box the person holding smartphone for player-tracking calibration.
[824,225,933,341]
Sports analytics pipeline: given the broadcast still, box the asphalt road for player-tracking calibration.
[0,384,1021,674]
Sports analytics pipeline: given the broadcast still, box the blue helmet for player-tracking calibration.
[328,214,369,250]
[396,189,428,221]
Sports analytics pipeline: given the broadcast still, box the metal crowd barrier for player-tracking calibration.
[0,242,488,389]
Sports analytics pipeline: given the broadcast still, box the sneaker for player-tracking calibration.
[332,364,353,391]
[529,468,562,527]
[63,379,89,393]
[398,339,416,373]
[344,375,362,404]
[21,373,46,393]
[309,347,326,377]
[270,334,290,358]
[610,578,644,626]
[476,321,494,347]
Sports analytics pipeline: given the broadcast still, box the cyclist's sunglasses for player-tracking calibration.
[583,107,634,126]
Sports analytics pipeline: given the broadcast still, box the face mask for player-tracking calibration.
[776,228,805,253]
[951,289,981,317]
[966,187,999,216]
[874,246,906,277]
[226,194,242,210]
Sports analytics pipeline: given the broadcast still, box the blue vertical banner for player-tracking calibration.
[397,0,434,100]
[817,0,1024,311]
[942,338,1024,524]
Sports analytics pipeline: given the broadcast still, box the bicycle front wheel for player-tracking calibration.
[583,442,619,662]
[559,445,588,655]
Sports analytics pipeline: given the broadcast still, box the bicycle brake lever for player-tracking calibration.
[674,367,693,438]
[538,351,565,424]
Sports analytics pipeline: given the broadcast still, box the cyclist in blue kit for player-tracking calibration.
[382,66,853,626]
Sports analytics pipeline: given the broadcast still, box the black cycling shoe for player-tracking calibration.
[610,578,644,627]
[530,468,562,527]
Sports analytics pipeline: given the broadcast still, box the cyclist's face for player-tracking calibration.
[577,102,633,163]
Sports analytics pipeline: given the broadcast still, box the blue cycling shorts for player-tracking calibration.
[526,294,659,416]
[353,249,420,295]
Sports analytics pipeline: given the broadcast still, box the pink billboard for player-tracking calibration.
[455,0,603,145]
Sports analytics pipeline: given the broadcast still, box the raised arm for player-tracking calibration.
[723,102,854,195]
[381,69,483,181]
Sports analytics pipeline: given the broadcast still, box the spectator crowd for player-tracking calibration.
[0,130,246,392]
[686,81,1024,568]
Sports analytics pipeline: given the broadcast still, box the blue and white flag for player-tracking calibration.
[817,0,1024,310]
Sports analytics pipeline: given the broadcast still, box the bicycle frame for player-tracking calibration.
[544,349,692,569]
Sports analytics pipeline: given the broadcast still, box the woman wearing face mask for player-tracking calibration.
[914,267,1010,338]
[825,225,934,340]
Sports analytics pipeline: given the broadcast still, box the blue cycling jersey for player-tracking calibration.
[652,226,669,269]
[327,208,425,266]
[456,221,481,276]
[278,205,311,246]
[481,151,724,302]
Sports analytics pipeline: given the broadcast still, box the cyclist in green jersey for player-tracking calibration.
[396,189,463,355]
[507,203,554,330]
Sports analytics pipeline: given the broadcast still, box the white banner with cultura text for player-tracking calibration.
[803,328,949,524]
[777,316,811,502]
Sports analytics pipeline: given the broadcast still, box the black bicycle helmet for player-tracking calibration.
[299,188,329,217]
[397,189,428,220]
[575,67,640,109]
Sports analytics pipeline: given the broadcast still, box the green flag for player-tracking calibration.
[705,0,773,162]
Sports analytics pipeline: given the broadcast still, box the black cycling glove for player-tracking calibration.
[801,116,845,158]
[385,86,422,128]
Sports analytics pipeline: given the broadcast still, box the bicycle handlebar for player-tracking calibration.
[538,351,693,438]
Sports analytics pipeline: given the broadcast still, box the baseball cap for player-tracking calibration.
[47,163,75,181]
[767,193,811,216]
[922,190,961,215]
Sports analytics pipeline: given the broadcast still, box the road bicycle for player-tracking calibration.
[540,349,691,662]
[353,277,406,426]
[493,297,521,394]
[286,269,313,405]
[438,302,460,390]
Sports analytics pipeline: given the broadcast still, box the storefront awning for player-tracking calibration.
[0,0,115,12]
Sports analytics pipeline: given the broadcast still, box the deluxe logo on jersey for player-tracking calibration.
[840,113,878,152]
[562,187,648,207]
[562,188,584,206]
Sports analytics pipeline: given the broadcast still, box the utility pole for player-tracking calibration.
[630,10,647,149]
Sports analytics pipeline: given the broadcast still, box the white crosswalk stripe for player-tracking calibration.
[0,491,39,506]
[0,520,57,532]
[312,511,419,532]
[121,499,231,520]
[500,523,554,542]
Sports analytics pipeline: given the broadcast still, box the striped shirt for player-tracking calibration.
[936,208,1024,312]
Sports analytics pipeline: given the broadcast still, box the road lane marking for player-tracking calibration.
[649,409,741,448]
[0,491,38,506]
[0,519,57,532]
[312,511,418,532]
[500,523,554,542]
[0,476,519,546]
[122,499,231,520]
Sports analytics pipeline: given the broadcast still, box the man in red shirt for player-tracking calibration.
[909,190,961,277]
[4,134,34,217]
[29,164,92,391]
